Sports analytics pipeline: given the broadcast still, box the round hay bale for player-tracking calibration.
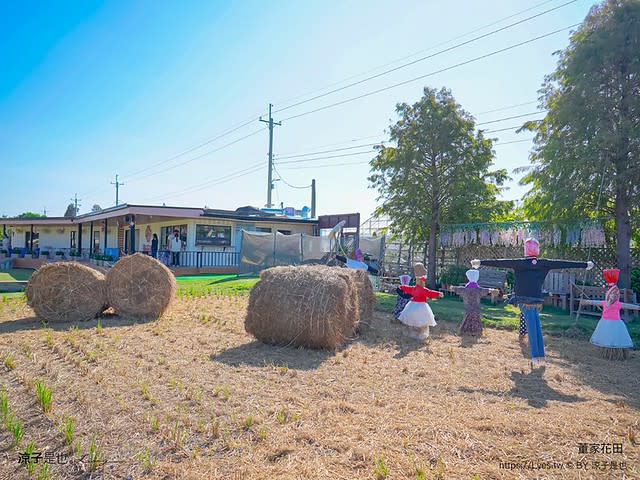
[245,265,358,349]
[25,262,106,323]
[106,253,176,319]
[349,269,376,322]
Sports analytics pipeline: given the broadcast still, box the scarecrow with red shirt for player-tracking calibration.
[397,263,444,341]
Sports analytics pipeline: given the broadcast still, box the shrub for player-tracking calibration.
[631,267,640,297]
[438,264,467,286]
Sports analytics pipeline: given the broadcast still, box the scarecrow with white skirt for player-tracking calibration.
[398,271,443,341]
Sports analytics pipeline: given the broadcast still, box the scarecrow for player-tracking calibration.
[451,269,496,336]
[471,237,594,367]
[585,268,639,360]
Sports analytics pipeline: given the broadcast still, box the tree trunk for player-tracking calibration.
[615,182,632,289]
[427,217,438,289]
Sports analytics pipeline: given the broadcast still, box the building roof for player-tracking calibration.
[1,204,316,225]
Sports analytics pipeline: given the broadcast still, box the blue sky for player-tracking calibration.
[0,0,594,220]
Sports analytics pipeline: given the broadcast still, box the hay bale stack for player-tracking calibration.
[106,253,176,319]
[245,265,361,349]
[349,269,376,323]
[25,262,106,323]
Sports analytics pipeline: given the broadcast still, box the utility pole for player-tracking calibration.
[70,194,81,216]
[111,174,124,206]
[259,103,281,208]
[311,179,316,218]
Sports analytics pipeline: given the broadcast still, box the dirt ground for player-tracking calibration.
[0,294,638,480]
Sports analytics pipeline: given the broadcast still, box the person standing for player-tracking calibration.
[151,233,159,259]
[170,230,181,266]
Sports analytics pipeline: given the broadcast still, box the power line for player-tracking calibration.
[279,160,371,171]
[484,124,530,134]
[123,115,262,180]
[280,24,580,123]
[275,134,385,156]
[125,127,267,185]
[476,100,539,115]
[141,162,266,203]
[477,111,545,125]
[273,101,543,158]
[273,0,578,114]
[275,111,544,160]
[272,0,560,108]
[493,138,535,145]
[276,142,383,160]
[272,164,311,189]
[278,151,375,165]
[139,133,534,204]
[278,136,536,167]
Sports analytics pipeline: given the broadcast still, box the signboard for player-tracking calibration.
[196,224,231,246]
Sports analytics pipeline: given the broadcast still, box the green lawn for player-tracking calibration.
[0,268,34,282]
[175,274,259,296]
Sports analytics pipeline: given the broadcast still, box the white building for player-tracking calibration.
[1,204,317,273]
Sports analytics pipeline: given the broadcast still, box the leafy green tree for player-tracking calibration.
[519,0,640,288]
[369,87,510,287]
[17,212,46,219]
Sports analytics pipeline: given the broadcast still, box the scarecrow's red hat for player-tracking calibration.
[603,269,620,287]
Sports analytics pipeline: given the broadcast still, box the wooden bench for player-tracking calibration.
[570,283,639,322]
[542,272,575,310]
[477,268,507,304]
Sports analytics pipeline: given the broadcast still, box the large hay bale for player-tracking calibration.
[106,253,176,319]
[245,265,360,349]
[349,269,376,323]
[25,262,106,323]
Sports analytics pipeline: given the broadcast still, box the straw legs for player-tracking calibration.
[403,325,431,341]
[398,301,436,342]
[590,317,633,361]
[519,303,545,367]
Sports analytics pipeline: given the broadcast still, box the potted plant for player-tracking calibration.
[41,250,50,260]
[55,250,65,260]
[0,249,6,257]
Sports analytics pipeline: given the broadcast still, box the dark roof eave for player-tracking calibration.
[200,212,317,224]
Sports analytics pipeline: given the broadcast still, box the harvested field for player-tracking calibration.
[0,293,638,479]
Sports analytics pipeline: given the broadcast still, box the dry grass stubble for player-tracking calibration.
[0,293,638,479]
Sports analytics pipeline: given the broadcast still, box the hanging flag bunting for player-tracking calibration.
[438,219,607,248]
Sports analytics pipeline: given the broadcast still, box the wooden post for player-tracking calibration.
[104,219,108,253]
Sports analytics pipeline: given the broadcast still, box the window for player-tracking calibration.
[277,229,292,235]
[195,224,231,246]
[70,231,76,249]
[161,225,187,249]
[255,227,271,233]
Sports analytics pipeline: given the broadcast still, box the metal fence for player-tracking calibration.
[157,250,239,268]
